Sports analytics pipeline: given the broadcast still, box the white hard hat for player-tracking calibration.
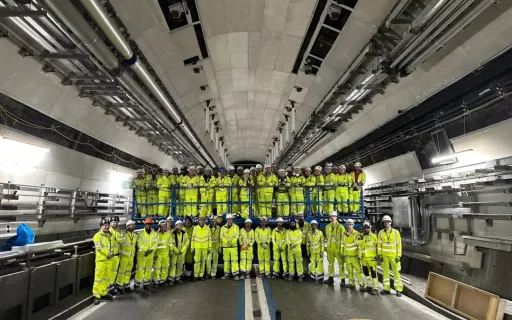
[325,162,332,168]
[245,219,252,224]
[329,211,337,217]
[162,168,170,173]
[305,167,312,171]
[311,220,318,225]
[382,215,392,222]
[228,165,235,170]
[237,166,243,170]
[286,166,293,172]
[188,166,196,171]
[159,220,166,225]
[354,162,362,167]
[205,166,212,171]
[250,167,256,171]
[175,220,183,225]
[297,212,304,216]
[278,169,285,173]
[264,164,271,169]
[136,169,144,174]
[197,165,204,169]
[294,166,301,170]
[260,217,268,221]
[243,169,250,174]
[166,216,174,221]
[363,221,371,227]
[226,213,234,219]
[339,165,346,170]
[126,220,135,226]
[276,217,284,222]
[256,164,262,169]
[346,219,354,225]
[315,166,322,171]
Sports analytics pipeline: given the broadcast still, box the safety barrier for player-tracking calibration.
[131,184,365,221]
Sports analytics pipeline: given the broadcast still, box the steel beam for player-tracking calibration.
[69,75,111,81]
[41,51,89,60]
[0,9,46,17]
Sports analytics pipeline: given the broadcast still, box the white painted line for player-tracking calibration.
[255,277,271,320]
[67,302,104,320]
[245,278,254,320]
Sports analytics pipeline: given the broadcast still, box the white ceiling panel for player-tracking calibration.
[225,0,250,32]
[258,32,282,69]
[197,0,227,36]
[270,71,290,94]
[267,92,282,111]
[275,35,302,72]
[110,0,163,39]
[248,0,266,31]
[263,0,290,33]
[207,35,231,71]
[283,0,316,37]
[216,69,234,94]
[254,68,274,92]
[234,91,248,109]
[169,27,202,60]
[233,68,249,91]
[228,32,249,68]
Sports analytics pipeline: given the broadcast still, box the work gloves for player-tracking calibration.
[262,243,268,249]
[107,252,114,259]
[395,256,401,263]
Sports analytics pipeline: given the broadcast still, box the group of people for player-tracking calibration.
[92,212,403,305]
[131,162,367,219]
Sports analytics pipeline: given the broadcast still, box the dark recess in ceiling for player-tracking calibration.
[316,47,512,170]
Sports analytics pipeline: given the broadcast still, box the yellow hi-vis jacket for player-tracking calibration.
[171,229,189,255]
[307,230,324,255]
[287,229,302,250]
[350,170,367,188]
[342,229,360,257]
[120,231,137,258]
[231,174,241,196]
[131,177,145,190]
[257,173,278,194]
[182,175,200,196]
[220,224,239,248]
[255,227,271,247]
[378,228,402,258]
[191,225,212,249]
[323,173,337,190]
[240,228,255,247]
[272,227,288,250]
[337,173,352,187]
[210,225,221,250]
[199,175,216,197]
[289,174,306,193]
[325,221,345,250]
[238,176,252,197]
[109,227,123,255]
[156,175,172,193]
[93,230,114,262]
[137,230,158,254]
[295,221,311,245]
[156,230,172,255]
[358,232,377,260]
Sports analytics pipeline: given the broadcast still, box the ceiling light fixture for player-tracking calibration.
[431,149,474,164]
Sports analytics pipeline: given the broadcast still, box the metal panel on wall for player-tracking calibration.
[392,196,412,228]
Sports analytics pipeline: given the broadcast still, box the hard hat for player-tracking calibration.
[382,215,392,222]
[325,162,333,168]
[297,212,304,217]
[256,164,262,169]
[311,220,318,225]
[136,169,144,174]
[100,218,110,226]
[237,166,243,170]
[228,165,235,170]
[278,169,285,173]
[126,220,135,226]
[339,165,346,170]
[159,220,166,226]
[354,162,362,167]
[250,167,256,171]
[305,167,311,171]
[264,164,271,169]
[332,165,338,169]
[315,166,322,171]
[289,219,296,224]
[276,217,284,222]
[172,166,178,170]
[346,219,354,225]
[294,166,301,170]
[175,220,183,225]
[243,169,250,174]
[260,217,268,221]
[166,216,174,221]
[286,166,293,172]
[197,165,204,169]
[188,166,196,171]
[112,216,120,222]
[162,168,170,173]
[219,167,226,172]
[226,213,234,219]
[244,219,252,224]
[329,211,337,217]
[144,218,153,224]
[205,166,212,171]
[363,221,371,227]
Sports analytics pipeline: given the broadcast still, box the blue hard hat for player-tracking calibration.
[219,167,226,172]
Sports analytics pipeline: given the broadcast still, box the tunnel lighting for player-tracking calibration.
[0,138,49,169]
[431,149,474,164]
[106,169,132,179]
[362,74,375,85]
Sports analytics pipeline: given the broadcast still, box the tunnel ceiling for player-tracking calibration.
[109,0,399,163]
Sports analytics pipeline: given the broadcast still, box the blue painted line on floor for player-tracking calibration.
[236,279,245,320]
[262,278,278,320]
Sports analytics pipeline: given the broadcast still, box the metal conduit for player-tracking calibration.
[42,0,207,165]
[79,0,214,165]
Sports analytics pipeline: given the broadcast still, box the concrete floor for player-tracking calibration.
[72,278,447,320]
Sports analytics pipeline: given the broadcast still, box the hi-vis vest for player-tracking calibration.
[323,173,337,190]
[171,229,189,254]
[220,224,239,248]
[272,228,288,249]
[307,230,324,254]
[326,222,345,249]
[350,171,367,187]
[156,230,171,255]
[378,228,402,258]
[342,229,360,256]
[240,228,255,246]
[182,175,200,195]
[131,177,145,191]
[337,173,352,188]
[120,231,137,258]
[255,227,271,246]
[136,230,158,254]
[296,221,311,245]
[289,175,305,193]
[216,176,232,191]
[287,229,302,249]
[358,232,377,260]
[93,230,113,262]
[192,225,212,249]
[210,225,221,249]
[156,175,172,192]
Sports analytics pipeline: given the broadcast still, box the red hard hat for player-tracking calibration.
[144,218,153,224]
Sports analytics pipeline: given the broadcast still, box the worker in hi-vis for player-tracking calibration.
[92,218,115,305]
[378,215,403,297]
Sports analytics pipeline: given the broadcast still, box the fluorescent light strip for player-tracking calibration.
[431,149,474,164]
